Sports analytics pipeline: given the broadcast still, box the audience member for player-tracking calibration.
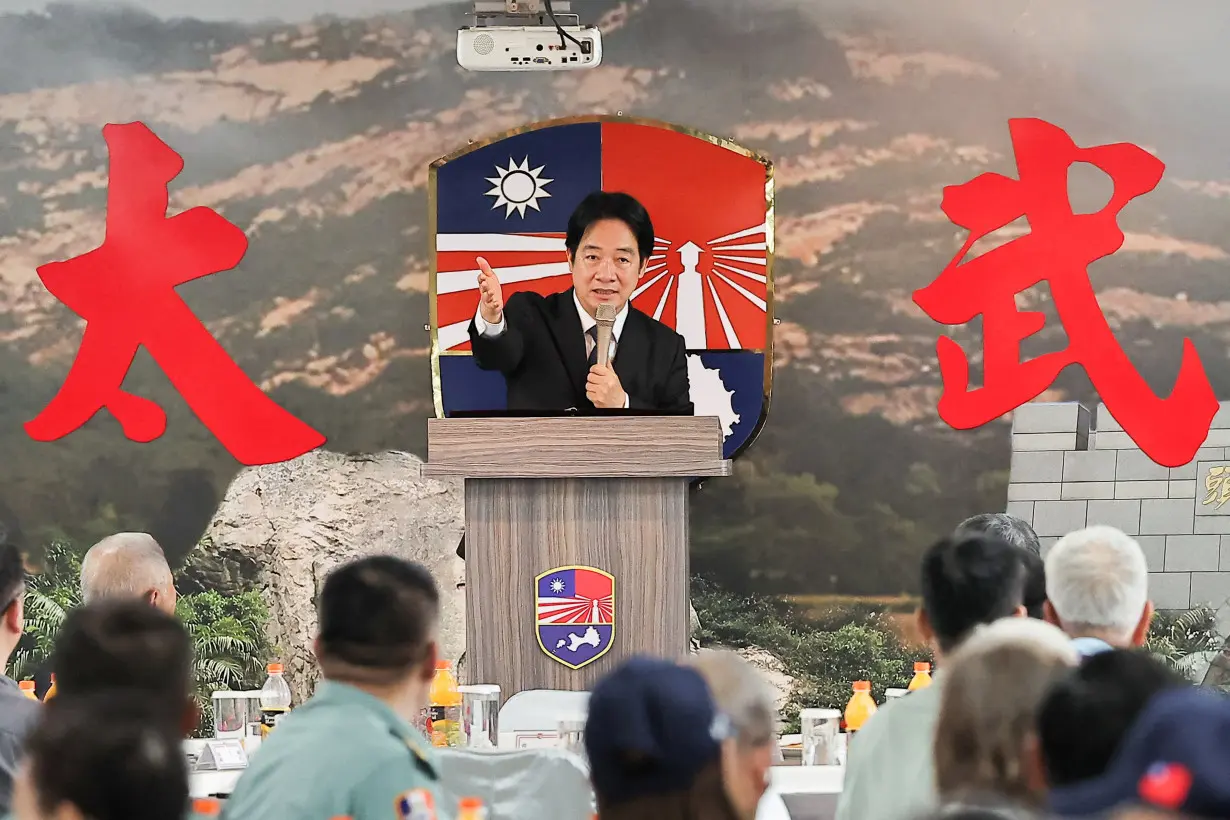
[933,618,1078,810]
[835,533,1027,820]
[1038,648,1185,789]
[50,601,196,734]
[956,514,1046,619]
[12,693,186,820]
[79,533,177,614]
[1044,526,1153,656]
[0,544,37,814]
[688,650,781,820]
[586,656,741,820]
[1050,687,1230,817]
[221,555,449,820]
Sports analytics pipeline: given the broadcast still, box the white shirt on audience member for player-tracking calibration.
[834,672,945,820]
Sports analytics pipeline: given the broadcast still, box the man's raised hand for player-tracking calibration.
[476,256,504,324]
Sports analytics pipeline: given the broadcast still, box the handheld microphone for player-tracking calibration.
[594,303,616,366]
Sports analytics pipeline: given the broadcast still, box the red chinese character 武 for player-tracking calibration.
[913,118,1216,468]
[25,122,326,466]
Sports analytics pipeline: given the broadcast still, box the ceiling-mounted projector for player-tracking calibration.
[458,0,603,72]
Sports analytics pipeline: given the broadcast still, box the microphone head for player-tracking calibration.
[595,303,617,324]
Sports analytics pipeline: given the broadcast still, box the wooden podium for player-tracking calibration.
[423,416,731,698]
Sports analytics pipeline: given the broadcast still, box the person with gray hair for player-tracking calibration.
[79,533,177,615]
[1042,525,1153,656]
[687,650,784,820]
[957,514,1047,620]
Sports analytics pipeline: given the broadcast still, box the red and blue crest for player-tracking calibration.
[534,565,615,670]
[429,115,774,459]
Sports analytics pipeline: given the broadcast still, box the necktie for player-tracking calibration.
[586,326,599,367]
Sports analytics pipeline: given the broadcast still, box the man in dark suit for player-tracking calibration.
[468,191,694,414]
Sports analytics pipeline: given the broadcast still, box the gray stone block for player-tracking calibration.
[1013,433,1085,451]
[1212,404,1230,429]
[1093,431,1136,449]
[1095,403,1121,432]
[1013,402,1091,435]
[1204,429,1230,448]
[1171,448,1226,479]
[1010,451,1065,484]
[1007,483,1061,502]
[1170,480,1197,499]
[1061,483,1115,500]
[1220,537,1230,570]
[1115,481,1170,499]
[1195,518,1230,535]
[1189,572,1230,609]
[1086,500,1142,535]
[1005,500,1034,524]
[1063,450,1117,483]
[1137,535,1165,572]
[1115,449,1170,481]
[1140,499,1195,535]
[1032,500,1089,537]
[1149,572,1192,610]
[1164,535,1222,572]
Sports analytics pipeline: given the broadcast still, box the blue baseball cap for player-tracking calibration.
[584,656,732,804]
[1050,686,1230,816]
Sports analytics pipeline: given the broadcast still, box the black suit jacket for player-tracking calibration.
[468,289,694,414]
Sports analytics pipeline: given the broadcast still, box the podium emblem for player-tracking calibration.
[534,565,615,670]
[429,115,775,461]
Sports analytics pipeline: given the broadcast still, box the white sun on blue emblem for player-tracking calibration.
[550,577,565,593]
[485,156,553,218]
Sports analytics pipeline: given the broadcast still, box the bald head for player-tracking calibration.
[80,533,176,615]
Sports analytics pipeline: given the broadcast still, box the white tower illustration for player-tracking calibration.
[675,241,706,348]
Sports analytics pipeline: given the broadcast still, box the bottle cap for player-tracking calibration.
[914,662,931,672]
[18,681,34,691]
[459,797,483,809]
[435,660,452,670]
[852,680,871,692]
[267,663,284,674]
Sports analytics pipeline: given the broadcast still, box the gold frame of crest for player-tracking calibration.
[426,114,775,461]
[533,564,617,671]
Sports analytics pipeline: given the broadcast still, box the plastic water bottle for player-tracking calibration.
[259,663,292,738]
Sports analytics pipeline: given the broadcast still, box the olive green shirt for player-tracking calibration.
[220,681,450,820]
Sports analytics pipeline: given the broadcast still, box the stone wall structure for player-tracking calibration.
[1007,401,1230,613]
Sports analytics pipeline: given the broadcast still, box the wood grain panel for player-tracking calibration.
[423,417,730,478]
[462,477,690,699]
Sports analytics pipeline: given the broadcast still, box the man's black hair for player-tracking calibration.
[0,543,25,614]
[26,692,187,820]
[317,555,440,678]
[1015,547,1047,620]
[1038,648,1185,787]
[51,601,192,722]
[920,533,1026,653]
[565,191,656,265]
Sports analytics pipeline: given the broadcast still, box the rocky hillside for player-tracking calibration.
[2,0,1229,593]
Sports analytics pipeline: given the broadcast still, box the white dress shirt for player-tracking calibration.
[474,293,631,408]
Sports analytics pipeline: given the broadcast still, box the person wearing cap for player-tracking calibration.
[221,556,452,820]
[585,655,750,820]
[1049,686,1230,817]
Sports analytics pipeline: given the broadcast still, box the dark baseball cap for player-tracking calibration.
[1050,686,1230,816]
[585,656,733,804]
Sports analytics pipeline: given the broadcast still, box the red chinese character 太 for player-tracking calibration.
[913,118,1216,468]
[25,122,326,466]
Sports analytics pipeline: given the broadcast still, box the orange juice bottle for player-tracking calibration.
[908,662,933,691]
[43,675,57,701]
[457,797,486,820]
[192,798,222,817]
[18,681,37,701]
[844,681,877,737]
[428,661,462,747]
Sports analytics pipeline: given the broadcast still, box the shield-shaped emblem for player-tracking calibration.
[534,565,615,670]
[429,115,774,459]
